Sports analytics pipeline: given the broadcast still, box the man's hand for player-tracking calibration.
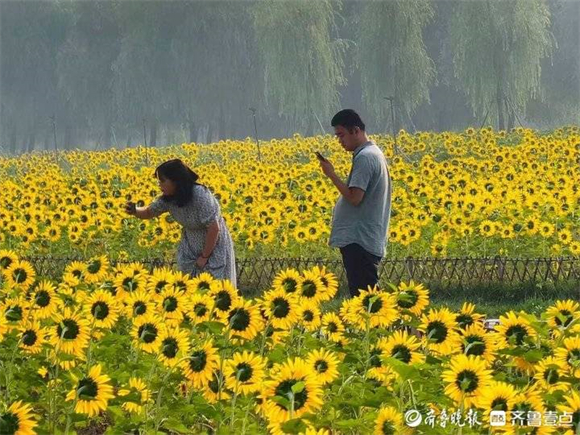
[319,159,335,178]
[196,256,209,269]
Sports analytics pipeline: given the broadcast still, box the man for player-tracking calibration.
[318,109,392,297]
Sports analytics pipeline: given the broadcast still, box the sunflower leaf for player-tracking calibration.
[291,381,305,394]
[280,418,308,434]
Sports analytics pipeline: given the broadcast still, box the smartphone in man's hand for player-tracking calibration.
[315,151,327,162]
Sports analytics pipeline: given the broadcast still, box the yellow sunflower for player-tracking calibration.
[113,268,147,300]
[49,308,91,358]
[381,330,425,365]
[510,386,547,432]
[260,288,300,330]
[226,300,263,341]
[297,304,322,332]
[146,266,176,294]
[533,356,570,393]
[476,381,518,426]
[0,249,19,271]
[442,354,493,408]
[347,287,398,330]
[374,406,411,435]
[272,268,302,296]
[188,293,215,324]
[157,327,191,368]
[0,400,37,435]
[66,364,114,417]
[156,286,191,326]
[455,302,485,330]
[63,261,89,285]
[305,348,340,385]
[298,271,326,304]
[419,308,461,356]
[190,272,216,293]
[321,312,346,343]
[125,289,155,319]
[1,296,30,330]
[261,357,323,422]
[309,265,338,301]
[460,323,498,365]
[131,314,165,354]
[494,311,537,348]
[201,369,231,403]
[117,377,152,414]
[83,290,120,330]
[394,280,430,317]
[18,321,45,354]
[557,389,580,435]
[545,300,580,335]
[84,255,111,284]
[554,336,580,379]
[3,260,36,291]
[180,340,220,388]
[223,351,267,395]
[28,280,61,320]
[208,280,240,320]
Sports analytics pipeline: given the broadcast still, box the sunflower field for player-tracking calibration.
[0,253,579,435]
[1,126,579,261]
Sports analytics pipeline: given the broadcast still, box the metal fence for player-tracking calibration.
[22,255,580,292]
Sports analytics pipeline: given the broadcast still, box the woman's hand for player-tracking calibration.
[196,256,209,269]
[124,201,137,215]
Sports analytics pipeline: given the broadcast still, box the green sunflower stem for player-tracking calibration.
[64,397,79,435]
[240,401,252,435]
[229,383,240,431]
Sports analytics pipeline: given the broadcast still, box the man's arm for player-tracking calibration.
[320,161,365,206]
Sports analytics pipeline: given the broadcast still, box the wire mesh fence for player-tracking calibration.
[22,255,580,293]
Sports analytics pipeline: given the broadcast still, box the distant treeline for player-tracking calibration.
[1,0,578,153]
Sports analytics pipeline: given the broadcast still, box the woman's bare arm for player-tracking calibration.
[134,206,155,220]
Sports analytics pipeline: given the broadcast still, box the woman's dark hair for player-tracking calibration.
[154,159,200,207]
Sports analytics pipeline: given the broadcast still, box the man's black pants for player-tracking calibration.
[339,243,382,297]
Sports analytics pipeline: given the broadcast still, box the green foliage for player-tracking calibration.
[358,0,436,125]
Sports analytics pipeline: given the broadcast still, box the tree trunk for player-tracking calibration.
[150,121,157,147]
[9,126,17,154]
[188,120,196,142]
[44,129,51,151]
[218,105,225,141]
[506,104,515,131]
[496,86,505,131]
[27,130,36,153]
[207,122,214,144]
[103,118,112,149]
[64,124,72,150]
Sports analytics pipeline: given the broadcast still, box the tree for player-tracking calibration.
[357,0,435,132]
[56,1,121,149]
[171,1,263,143]
[0,1,68,153]
[526,0,580,127]
[111,1,180,148]
[449,0,552,130]
[253,0,347,135]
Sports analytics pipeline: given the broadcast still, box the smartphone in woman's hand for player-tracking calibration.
[125,201,137,215]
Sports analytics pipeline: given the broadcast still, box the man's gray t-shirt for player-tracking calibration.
[329,141,392,258]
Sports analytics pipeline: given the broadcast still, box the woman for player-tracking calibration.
[125,159,237,286]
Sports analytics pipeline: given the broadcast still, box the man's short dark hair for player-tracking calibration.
[331,109,365,132]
